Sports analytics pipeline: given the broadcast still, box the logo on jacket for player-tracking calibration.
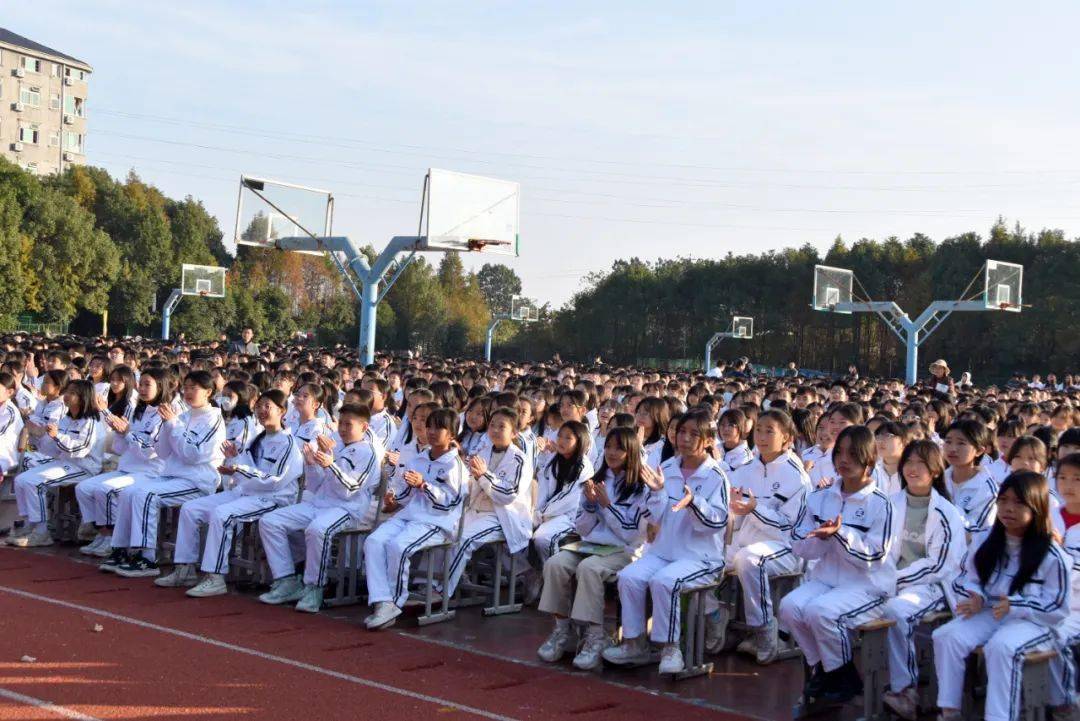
[854,507,866,519]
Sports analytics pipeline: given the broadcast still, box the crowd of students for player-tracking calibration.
[0,335,1077,721]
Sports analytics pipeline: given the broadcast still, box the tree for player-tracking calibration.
[477,263,522,315]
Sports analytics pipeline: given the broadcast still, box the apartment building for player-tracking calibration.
[0,28,91,176]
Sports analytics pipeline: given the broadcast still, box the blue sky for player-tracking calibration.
[14,1,1080,305]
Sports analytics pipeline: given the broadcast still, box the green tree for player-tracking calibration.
[477,263,522,315]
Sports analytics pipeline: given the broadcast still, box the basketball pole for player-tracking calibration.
[484,317,504,362]
[161,288,183,341]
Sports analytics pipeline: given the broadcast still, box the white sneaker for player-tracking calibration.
[704,604,731,654]
[601,635,652,666]
[294,585,323,613]
[658,644,685,674]
[90,536,114,558]
[155,563,198,588]
[259,576,304,605]
[77,522,97,542]
[537,622,576,663]
[2,525,31,545]
[79,536,107,555]
[185,574,227,597]
[364,602,402,630]
[572,627,610,671]
[755,619,780,665]
[10,528,53,548]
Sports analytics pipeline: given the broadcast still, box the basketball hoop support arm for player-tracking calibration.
[161,289,183,341]
[484,316,507,362]
[832,299,989,385]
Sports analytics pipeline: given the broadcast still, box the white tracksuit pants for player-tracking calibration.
[532,516,575,564]
[259,502,361,586]
[74,471,148,527]
[112,477,203,561]
[778,580,886,671]
[882,582,946,692]
[726,540,801,628]
[933,613,1056,721]
[1049,617,1079,707]
[173,491,277,575]
[446,511,505,597]
[13,461,90,523]
[618,554,725,645]
[364,517,447,607]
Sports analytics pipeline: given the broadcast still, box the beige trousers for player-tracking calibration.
[538,548,632,625]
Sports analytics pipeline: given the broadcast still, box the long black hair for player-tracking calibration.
[107,365,138,418]
[592,425,645,502]
[898,439,951,501]
[64,379,100,421]
[133,367,174,421]
[547,420,588,495]
[220,379,254,420]
[973,471,1054,595]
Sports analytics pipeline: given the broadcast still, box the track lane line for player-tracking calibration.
[0,687,103,721]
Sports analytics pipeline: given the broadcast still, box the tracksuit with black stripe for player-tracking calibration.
[14,413,104,525]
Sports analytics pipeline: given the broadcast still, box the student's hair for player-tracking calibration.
[1005,435,1048,470]
[295,382,326,414]
[220,379,254,420]
[718,408,748,443]
[973,471,1054,595]
[609,412,635,431]
[791,407,816,451]
[997,418,1025,439]
[184,370,215,392]
[425,407,458,438]
[945,418,992,464]
[636,396,670,445]
[593,425,645,502]
[830,401,865,427]
[338,402,371,424]
[489,406,519,431]
[321,381,341,421]
[832,425,876,474]
[248,389,289,460]
[898,439,950,500]
[64,379,100,421]
[675,409,717,455]
[107,365,137,417]
[0,371,17,401]
[460,396,492,438]
[133,367,174,421]
[1058,427,1080,452]
[1058,452,1080,479]
[41,368,71,395]
[756,409,797,446]
[547,420,589,495]
[363,377,396,414]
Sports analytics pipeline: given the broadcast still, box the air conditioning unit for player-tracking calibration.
[11,102,24,112]
[63,151,75,161]
[63,76,74,86]
[11,142,23,153]
[13,68,25,78]
[63,114,74,125]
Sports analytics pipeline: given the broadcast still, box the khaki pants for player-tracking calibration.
[538,549,632,625]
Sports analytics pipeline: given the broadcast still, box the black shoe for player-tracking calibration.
[804,663,826,698]
[99,548,129,573]
[115,554,160,578]
[822,662,863,703]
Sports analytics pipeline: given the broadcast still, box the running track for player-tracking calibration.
[0,548,757,721]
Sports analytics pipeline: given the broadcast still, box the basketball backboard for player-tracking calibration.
[983,259,1022,312]
[732,316,753,339]
[181,264,226,298]
[234,176,332,256]
[419,169,519,256]
[510,296,539,322]
[813,265,854,314]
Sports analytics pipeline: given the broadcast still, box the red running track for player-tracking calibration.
[0,548,754,721]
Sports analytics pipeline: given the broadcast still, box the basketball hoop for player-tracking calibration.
[198,290,210,298]
[466,238,511,252]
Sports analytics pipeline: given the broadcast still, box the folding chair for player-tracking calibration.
[451,539,523,616]
[324,473,390,608]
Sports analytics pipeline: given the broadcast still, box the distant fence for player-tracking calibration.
[0,315,70,336]
[635,357,836,379]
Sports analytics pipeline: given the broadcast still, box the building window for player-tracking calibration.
[49,131,60,147]
[19,86,41,107]
[50,93,61,110]
[19,125,40,144]
[64,131,82,152]
[64,67,86,81]
[21,57,42,73]
[51,63,61,77]
[62,95,85,117]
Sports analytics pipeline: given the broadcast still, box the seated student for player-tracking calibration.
[603,410,729,674]
[363,407,465,630]
[872,421,909,496]
[536,427,651,671]
[933,471,1071,721]
[2,360,39,419]
[880,441,967,720]
[0,373,24,480]
[286,382,329,444]
[106,370,226,577]
[361,377,398,449]
[217,380,260,454]
[532,420,593,564]
[74,368,173,557]
[1049,428,1080,496]
[718,408,754,471]
[808,403,864,488]
[457,396,491,458]
[258,403,380,612]
[943,419,999,534]
[990,419,1025,486]
[9,380,105,548]
[800,413,833,474]
[635,396,671,469]
[19,369,68,470]
[1048,453,1080,716]
[447,406,534,598]
[384,400,436,492]
[779,426,895,704]
[155,389,302,596]
[719,409,811,664]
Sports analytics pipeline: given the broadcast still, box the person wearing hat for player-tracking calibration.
[927,359,956,396]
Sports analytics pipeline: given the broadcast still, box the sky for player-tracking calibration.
[14,1,1080,307]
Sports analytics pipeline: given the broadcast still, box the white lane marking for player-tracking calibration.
[0,687,103,721]
[0,585,517,721]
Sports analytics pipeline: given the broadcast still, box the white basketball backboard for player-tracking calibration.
[984,259,1022,312]
[181,264,226,298]
[732,316,753,339]
[234,176,332,257]
[419,169,519,256]
[813,265,854,314]
[510,296,539,322]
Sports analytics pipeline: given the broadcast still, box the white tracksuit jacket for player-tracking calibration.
[226,415,260,455]
[723,442,754,471]
[644,455,729,562]
[573,468,651,552]
[392,447,466,537]
[26,397,65,457]
[534,455,595,528]
[53,414,106,474]
[468,440,534,553]
[889,489,967,610]
[368,409,397,450]
[303,440,381,517]
[0,401,23,473]
[156,406,226,494]
[226,430,303,505]
[944,466,998,534]
[730,451,811,550]
[112,406,167,476]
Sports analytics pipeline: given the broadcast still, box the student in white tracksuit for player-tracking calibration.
[287,382,329,449]
[779,425,896,704]
[718,408,754,471]
[1047,453,1079,715]
[258,403,381,612]
[383,401,435,495]
[604,409,729,674]
[880,440,967,720]
[943,419,999,534]
[11,380,105,548]
[449,407,533,597]
[217,380,260,454]
[724,410,811,664]
[360,378,398,450]
[363,408,465,630]
[158,389,302,597]
[458,397,491,459]
[19,370,67,470]
[532,421,593,563]
[0,375,24,478]
[933,471,1071,721]
[108,371,226,577]
[871,421,908,497]
[74,368,173,557]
